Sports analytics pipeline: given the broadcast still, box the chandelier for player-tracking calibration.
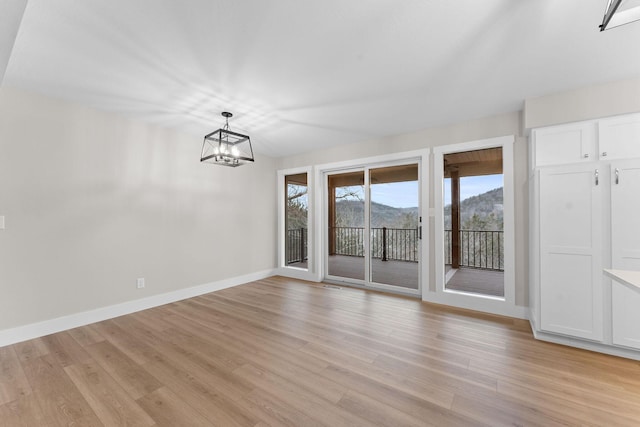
[200,112,254,167]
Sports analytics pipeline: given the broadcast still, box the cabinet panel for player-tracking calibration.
[599,113,640,160]
[611,160,640,271]
[612,281,640,350]
[541,253,600,339]
[533,123,594,168]
[539,165,603,341]
[540,170,594,249]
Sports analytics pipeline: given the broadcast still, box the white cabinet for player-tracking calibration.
[531,113,640,358]
[610,159,640,350]
[532,122,595,168]
[599,113,640,161]
[612,282,640,350]
[532,113,640,167]
[611,159,640,271]
[538,165,603,341]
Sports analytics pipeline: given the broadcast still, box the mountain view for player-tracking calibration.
[335,200,419,228]
[333,186,503,231]
[444,187,503,230]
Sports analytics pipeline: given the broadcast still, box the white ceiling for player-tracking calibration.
[3,0,640,157]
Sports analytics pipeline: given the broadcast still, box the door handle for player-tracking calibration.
[595,169,599,186]
[418,226,422,240]
[615,168,619,185]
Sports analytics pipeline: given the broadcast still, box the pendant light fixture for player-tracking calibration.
[600,0,640,31]
[200,112,255,167]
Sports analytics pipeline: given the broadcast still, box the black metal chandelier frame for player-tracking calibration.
[200,112,255,167]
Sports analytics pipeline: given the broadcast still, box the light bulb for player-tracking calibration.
[231,146,239,157]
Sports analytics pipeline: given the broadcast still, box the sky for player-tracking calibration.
[291,173,503,209]
[370,174,503,208]
[443,174,503,206]
[370,181,419,208]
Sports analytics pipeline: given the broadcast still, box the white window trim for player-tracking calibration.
[276,166,316,282]
[430,135,523,318]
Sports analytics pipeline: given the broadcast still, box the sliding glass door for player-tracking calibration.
[370,164,420,289]
[326,162,421,294]
[327,170,365,280]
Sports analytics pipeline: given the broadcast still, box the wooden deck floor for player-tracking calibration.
[324,256,502,295]
[446,267,504,297]
[328,255,419,289]
[2,276,640,426]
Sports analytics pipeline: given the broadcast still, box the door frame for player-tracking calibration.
[314,149,430,298]
[431,135,518,316]
[276,166,316,282]
[323,167,369,287]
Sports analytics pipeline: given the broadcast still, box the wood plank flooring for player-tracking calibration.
[1,276,640,426]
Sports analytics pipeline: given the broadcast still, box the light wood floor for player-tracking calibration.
[2,277,640,426]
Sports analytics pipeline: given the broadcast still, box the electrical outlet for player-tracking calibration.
[137,278,145,289]
[0,216,5,230]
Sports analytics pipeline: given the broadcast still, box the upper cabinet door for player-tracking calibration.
[532,122,595,169]
[599,113,640,161]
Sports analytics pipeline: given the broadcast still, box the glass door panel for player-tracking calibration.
[443,147,504,297]
[369,164,420,289]
[285,173,308,269]
[327,171,365,280]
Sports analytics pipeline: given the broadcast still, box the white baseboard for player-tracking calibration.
[528,307,537,328]
[0,268,276,348]
[531,328,640,361]
[421,291,528,319]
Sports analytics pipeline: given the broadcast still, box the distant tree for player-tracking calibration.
[334,186,364,228]
[462,212,502,231]
[399,212,419,229]
[286,184,308,230]
[443,187,504,269]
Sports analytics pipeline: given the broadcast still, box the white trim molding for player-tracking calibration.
[430,135,519,318]
[423,291,528,319]
[532,328,640,362]
[276,166,317,282]
[0,269,276,347]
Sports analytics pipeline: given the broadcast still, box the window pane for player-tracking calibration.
[285,173,308,269]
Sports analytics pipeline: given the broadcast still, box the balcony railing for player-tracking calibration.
[286,228,308,264]
[371,227,419,262]
[288,227,504,271]
[329,227,418,263]
[444,229,504,271]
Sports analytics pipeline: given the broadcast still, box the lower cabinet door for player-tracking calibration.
[612,281,640,350]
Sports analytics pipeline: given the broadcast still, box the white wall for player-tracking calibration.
[0,87,277,331]
[278,111,530,307]
[524,75,640,129]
